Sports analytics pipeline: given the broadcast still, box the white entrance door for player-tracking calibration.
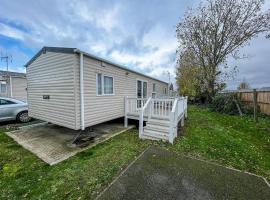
[137,80,147,108]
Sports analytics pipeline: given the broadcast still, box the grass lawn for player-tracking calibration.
[167,105,270,181]
[1,106,269,199]
[0,128,151,199]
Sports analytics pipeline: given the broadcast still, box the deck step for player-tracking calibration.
[147,118,170,127]
[144,124,170,133]
[142,129,169,140]
[142,117,171,142]
[126,113,149,120]
[140,134,167,142]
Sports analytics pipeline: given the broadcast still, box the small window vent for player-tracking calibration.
[43,95,50,99]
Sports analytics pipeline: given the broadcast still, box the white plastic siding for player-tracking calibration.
[80,55,168,127]
[11,77,27,101]
[27,52,78,129]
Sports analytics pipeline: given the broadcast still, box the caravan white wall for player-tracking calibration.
[26,48,168,130]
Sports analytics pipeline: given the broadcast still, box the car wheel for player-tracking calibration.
[17,111,31,123]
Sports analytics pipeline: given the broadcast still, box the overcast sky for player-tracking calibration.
[0,0,269,89]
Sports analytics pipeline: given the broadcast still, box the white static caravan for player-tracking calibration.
[0,70,27,102]
[25,47,167,129]
[25,47,187,143]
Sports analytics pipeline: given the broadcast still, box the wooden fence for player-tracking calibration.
[222,89,270,116]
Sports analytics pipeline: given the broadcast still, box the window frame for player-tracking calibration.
[96,73,115,96]
[136,79,148,99]
[96,73,103,96]
[152,83,157,98]
[152,83,156,93]
[164,87,167,95]
[0,82,7,93]
[103,75,114,95]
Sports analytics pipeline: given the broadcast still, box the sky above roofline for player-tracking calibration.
[0,0,269,89]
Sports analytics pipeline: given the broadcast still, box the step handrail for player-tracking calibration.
[139,97,152,137]
[171,98,178,113]
[126,97,148,100]
[168,98,178,143]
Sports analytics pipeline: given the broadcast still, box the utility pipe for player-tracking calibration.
[79,52,85,130]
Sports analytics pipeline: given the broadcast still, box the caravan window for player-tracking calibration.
[152,83,156,92]
[143,82,147,98]
[97,74,102,95]
[152,83,156,98]
[0,82,7,93]
[104,76,114,94]
[96,74,114,96]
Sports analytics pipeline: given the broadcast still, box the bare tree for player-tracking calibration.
[237,79,251,90]
[176,0,270,102]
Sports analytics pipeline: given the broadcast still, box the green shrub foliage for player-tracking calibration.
[210,94,254,115]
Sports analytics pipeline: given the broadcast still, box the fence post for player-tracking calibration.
[253,89,258,123]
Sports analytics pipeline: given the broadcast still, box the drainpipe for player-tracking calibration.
[79,52,85,130]
[9,76,13,98]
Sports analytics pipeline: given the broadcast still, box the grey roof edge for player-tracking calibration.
[0,70,26,78]
[24,47,76,67]
[73,49,168,84]
[25,46,168,84]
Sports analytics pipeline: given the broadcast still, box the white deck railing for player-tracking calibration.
[125,97,148,115]
[125,96,188,143]
[139,97,152,136]
[168,97,188,143]
[151,98,174,119]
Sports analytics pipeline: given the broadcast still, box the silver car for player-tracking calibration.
[0,97,31,123]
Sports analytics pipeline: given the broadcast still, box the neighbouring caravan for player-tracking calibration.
[0,70,27,102]
[25,47,169,130]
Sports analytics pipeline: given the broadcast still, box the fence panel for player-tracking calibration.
[234,90,270,115]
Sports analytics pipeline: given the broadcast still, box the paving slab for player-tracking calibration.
[98,146,270,200]
[6,123,134,165]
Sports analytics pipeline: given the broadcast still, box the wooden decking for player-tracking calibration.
[124,97,188,143]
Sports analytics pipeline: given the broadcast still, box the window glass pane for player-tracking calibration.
[104,76,113,94]
[1,83,7,93]
[152,83,156,92]
[137,80,142,98]
[97,74,102,95]
[143,82,147,98]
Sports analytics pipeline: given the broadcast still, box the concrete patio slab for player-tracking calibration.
[6,122,135,165]
[98,146,270,200]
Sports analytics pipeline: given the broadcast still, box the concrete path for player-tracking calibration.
[6,123,134,165]
[98,146,270,200]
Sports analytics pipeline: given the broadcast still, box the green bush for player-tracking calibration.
[209,94,254,115]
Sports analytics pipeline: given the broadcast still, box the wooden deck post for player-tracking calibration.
[181,117,185,127]
[184,97,188,119]
[124,97,128,128]
[253,89,258,123]
[148,99,152,121]
[139,111,143,138]
[168,112,174,144]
